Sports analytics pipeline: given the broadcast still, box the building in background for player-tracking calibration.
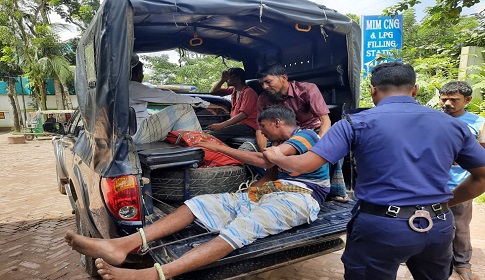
[0,77,78,129]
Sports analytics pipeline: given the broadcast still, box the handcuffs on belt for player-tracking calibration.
[408,208,433,233]
[385,203,447,232]
[387,205,435,232]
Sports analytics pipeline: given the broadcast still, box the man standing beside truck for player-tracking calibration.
[439,81,485,280]
[64,106,330,280]
[262,62,485,279]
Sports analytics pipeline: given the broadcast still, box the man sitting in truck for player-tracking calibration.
[206,67,259,142]
[64,106,330,280]
[129,53,227,144]
[255,63,331,150]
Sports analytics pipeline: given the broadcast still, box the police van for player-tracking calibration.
[54,0,361,278]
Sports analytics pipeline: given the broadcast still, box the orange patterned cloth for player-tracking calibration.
[166,131,242,167]
[248,180,313,202]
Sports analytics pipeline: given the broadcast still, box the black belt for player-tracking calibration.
[360,201,449,218]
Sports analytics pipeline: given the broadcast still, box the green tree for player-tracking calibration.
[0,47,24,131]
[32,24,74,109]
[346,13,360,25]
[49,0,100,31]
[145,52,243,92]
[0,0,76,111]
[413,54,459,106]
[142,54,179,86]
[359,7,483,107]
[384,0,481,26]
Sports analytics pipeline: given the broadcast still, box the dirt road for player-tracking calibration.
[0,132,484,279]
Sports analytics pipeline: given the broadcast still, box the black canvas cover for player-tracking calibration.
[74,0,361,176]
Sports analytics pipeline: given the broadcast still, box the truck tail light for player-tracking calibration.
[101,175,141,221]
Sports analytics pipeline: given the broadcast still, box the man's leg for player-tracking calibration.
[95,192,248,280]
[65,205,196,265]
[209,123,255,142]
[329,158,348,202]
[95,236,233,280]
[342,212,454,280]
[205,192,320,249]
[133,104,202,144]
[93,191,316,280]
[405,214,454,280]
[451,200,476,277]
[72,192,319,280]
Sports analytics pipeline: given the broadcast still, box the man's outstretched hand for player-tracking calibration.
[207,123,224,131]
[194,139,222,152]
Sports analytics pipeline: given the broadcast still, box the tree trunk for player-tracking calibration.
[13,77,24,126]
[40,82,47,110]
[19,77,28,123]
[53,77,64,110]
[14,91,24,127]
[7,78,21,132]
[62,82,73,110]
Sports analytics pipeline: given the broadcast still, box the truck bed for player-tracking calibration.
[145,200,355,280]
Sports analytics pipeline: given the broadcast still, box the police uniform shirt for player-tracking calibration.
[310,95,485,206]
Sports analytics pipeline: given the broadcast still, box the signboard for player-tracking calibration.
[362,14,403,75]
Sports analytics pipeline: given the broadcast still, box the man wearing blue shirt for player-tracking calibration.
[263,62,485,279]
[439,81,485,280]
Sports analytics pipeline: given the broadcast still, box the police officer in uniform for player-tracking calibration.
[262,62,485,279]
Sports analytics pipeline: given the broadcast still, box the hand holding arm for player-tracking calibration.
[263,147,328,174]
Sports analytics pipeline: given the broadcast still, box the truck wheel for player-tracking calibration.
[24,134,34,141]
[151,165,248,201]
[75,201,98,277]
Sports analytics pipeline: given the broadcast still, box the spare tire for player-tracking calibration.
[150,165,248,201]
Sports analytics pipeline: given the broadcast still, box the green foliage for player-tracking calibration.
[142,54,178,86]
[401,10,479,65]
[383,0,422,16]
[346,13,360,25]
[466,64,485,115]
[384,0,481,26]
[475,193,485,204]
[144,52,243,92]
[0,0,76,110]
[413,54,459,106]
[49,0,100,31]
[359,74,374,108]
[467,98,485,117]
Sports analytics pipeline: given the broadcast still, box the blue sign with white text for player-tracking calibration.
[362,15,403,75]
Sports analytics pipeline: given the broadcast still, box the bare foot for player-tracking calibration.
[65,230,129,265]
[96,258,159,280]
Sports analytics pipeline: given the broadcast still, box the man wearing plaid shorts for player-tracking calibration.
[129,53,227,144]
[65,106,330,280]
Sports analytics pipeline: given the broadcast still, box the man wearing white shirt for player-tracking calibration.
[129,54,226,144]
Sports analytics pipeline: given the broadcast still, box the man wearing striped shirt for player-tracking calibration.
[64,106,330,280]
